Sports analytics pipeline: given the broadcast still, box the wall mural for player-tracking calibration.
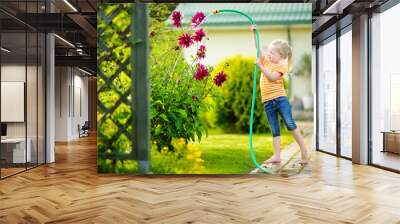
[97,3,313,175]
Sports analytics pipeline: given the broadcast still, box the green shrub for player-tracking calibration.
[200,97,218,129]
[213,55,288,134]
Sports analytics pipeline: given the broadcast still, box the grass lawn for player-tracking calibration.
[149,129,295,174]
[193,129,294,174]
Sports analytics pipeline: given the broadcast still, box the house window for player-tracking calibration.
[0,1,47,179]
[370,2,400,171]
[339,27,352,158]
[317,35,337,154]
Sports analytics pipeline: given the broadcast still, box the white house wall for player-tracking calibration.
[183,25,312,99]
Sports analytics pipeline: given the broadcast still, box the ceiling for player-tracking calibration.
[0,0,97,74]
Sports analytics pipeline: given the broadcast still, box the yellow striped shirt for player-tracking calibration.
[259,57,288,103]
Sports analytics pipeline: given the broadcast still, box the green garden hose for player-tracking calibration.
[207,9,271,174]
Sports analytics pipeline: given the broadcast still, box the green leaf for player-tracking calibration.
[150,107,157,118]
[155,125,162,135]
[175,109,187,118]
[160,113,168,121]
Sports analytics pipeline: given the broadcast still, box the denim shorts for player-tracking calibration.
[263,96,297,137]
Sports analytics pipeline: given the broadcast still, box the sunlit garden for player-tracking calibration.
[97,3,312,174]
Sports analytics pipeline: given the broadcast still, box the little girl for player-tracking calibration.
[251,27,308,165]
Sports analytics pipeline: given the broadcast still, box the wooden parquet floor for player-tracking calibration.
[1,135,400,224]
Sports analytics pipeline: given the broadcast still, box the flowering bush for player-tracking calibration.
[171,11,228,86]
[150,10,228,152]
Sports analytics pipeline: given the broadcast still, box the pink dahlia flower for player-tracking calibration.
[171,11,183,28]
[178,33,193,48]
[192,28,206,42]
[191,12,206,29]
[196,45,206,59]
[194,63,209,80]
[214,71,227,86]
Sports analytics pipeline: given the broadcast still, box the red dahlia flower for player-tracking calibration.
[178,33,193,48]
[191,12,206,29]
[194,63,209,80]
[172,11,183,28]
[214,71,227,86]
[196,45,206,59]
[192,28,206,42]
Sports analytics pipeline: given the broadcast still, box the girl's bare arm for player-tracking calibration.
[256,59,282,81]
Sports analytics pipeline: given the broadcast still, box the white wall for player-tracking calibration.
[184,25,311,66]
[71,72,89,138]
[55,67,89,141]
[55,66,68,141]
[292,75,312,100]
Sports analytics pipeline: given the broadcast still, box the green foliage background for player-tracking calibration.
[212,55,288,134]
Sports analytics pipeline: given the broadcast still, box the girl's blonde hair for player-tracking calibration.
[270,39,293,72]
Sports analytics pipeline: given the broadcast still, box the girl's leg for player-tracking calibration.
[264,100,281,164]
[278,97,308,164]
[266,136,281,163]
[291,128,308,164]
